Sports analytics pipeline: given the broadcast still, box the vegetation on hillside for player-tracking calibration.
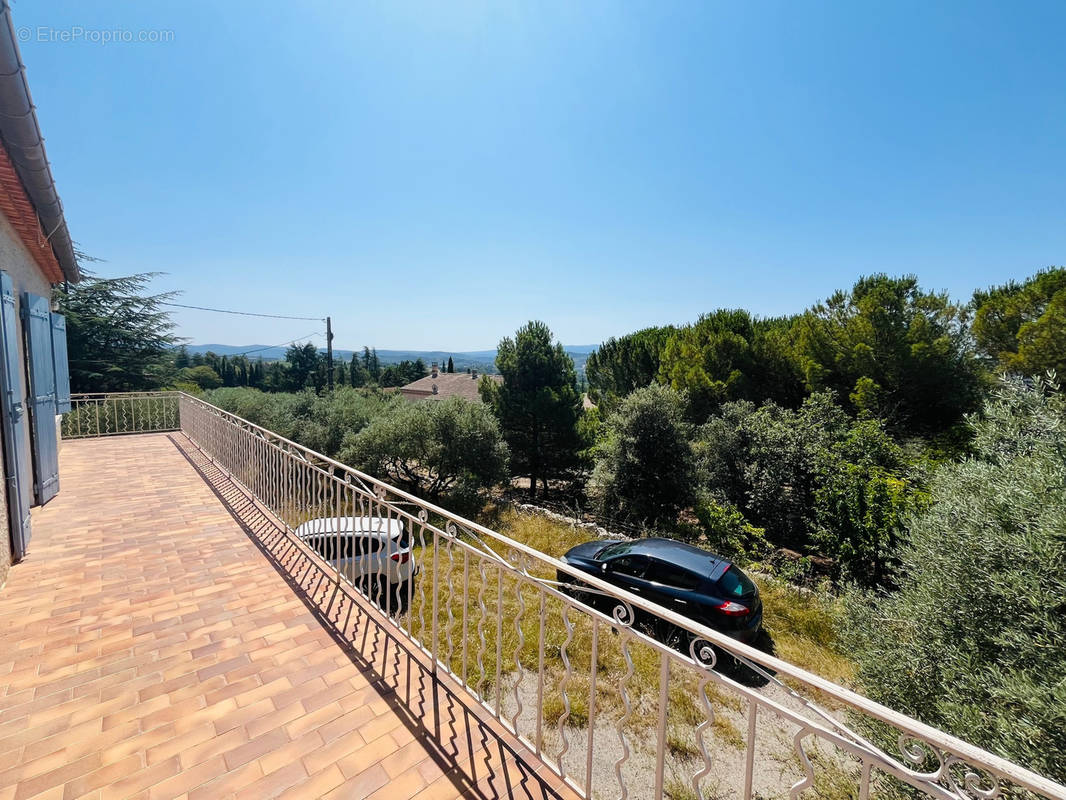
[173,343,430,393]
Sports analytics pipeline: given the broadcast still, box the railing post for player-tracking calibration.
[431,530,439,678]
[653,653,670,797]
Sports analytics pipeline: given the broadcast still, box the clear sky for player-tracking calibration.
[17,1,1066,351]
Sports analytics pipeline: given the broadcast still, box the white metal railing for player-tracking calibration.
[62,392,180,438]
[64,392,1066,800]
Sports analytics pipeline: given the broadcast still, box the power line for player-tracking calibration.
[236,330,324,357]
[161,301,324,322]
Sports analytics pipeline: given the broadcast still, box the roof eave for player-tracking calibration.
[0,1,79,283]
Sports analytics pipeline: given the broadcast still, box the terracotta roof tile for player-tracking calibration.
[0,140,63,283]
[399,372,501,402]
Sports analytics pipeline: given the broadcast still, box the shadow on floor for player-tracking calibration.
[169,434,567,800]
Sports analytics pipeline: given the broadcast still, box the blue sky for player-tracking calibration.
[18,1,1066,351]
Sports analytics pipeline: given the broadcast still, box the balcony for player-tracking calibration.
[1,392,1063,800]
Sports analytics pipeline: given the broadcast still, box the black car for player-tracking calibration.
[557,538,762,644]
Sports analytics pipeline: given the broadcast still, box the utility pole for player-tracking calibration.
[326,316,334,391]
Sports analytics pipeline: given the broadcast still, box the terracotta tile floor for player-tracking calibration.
[0,434,577,800]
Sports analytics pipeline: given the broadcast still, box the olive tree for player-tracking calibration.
[843,377,1066,782]
[587,384,696,525]
[339,396,510,511]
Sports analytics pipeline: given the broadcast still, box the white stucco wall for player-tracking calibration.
[0,210,51,374]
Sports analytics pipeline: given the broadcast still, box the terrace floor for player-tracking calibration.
[0,434,576,800]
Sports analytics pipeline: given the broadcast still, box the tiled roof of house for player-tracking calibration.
[0,141,63,283]
[399,371,502,402]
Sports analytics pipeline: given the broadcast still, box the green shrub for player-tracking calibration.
[339,395,510,511]
[200,386,397,458]
[809,417,920,587]
[179,365,222,390]
[587,384,696,525]
[695,393,919,587]
[843,376,1066,782]
[692,496,767,560]
[291,387,399,456]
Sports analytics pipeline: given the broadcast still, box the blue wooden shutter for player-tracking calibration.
[0,274,32,556]
[23,292,59,505]
[51,313,70,413]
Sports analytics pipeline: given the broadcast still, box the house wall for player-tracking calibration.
[0,209,53,580]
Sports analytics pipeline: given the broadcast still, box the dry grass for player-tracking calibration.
[664,776,703,800]
[756,579,854,687]
[773,741,865,800]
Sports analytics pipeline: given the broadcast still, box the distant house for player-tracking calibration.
[399,363,501,403]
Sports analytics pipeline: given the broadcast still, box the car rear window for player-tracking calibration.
[717,565,756,598]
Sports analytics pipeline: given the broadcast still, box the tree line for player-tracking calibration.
[171,344,430,393]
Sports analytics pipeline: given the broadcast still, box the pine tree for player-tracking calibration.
[481,321,582,499]
[350,353,368,387]
[53,272,180,392]
[369,348,381,380]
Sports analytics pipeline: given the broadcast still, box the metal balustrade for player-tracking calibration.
[62,392,180,438]
[62,392,1066,800]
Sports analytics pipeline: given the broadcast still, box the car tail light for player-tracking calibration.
[715,600,749,616]
[390,552,410,564]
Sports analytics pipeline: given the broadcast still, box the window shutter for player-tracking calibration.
[51,313,71,413]
[23,292,59,504]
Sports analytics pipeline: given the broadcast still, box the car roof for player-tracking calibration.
[621,538,731,580]
[295,516,405,539]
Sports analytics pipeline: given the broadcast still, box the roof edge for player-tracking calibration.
[0,1,79,283]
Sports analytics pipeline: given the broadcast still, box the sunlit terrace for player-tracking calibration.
[0,432,574,799]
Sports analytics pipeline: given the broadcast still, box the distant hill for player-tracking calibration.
[183,344,597,375]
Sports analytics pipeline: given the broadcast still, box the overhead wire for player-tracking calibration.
[161,301,324,322]
[235,330,324,357]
